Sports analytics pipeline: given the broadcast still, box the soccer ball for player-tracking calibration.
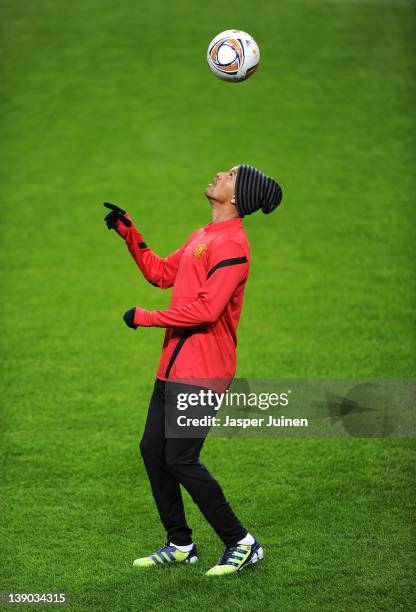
[207,29,260,82]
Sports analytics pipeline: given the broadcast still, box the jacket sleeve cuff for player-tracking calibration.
[133,307,155,327]
[115,219,130,239]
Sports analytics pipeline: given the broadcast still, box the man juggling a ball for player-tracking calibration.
[104,164,283,576]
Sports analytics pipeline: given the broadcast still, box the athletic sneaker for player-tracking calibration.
[205,538,263,576]
[133,543,198,568]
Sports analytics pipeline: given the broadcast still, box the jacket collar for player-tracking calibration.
[204,217,243,233]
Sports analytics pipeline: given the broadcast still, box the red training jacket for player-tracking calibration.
[117,216,250,382]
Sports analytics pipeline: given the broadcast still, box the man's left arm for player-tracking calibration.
[123,240,248,329]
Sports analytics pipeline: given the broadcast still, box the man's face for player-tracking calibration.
[205,166,239,204]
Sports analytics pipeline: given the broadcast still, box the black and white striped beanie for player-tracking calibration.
[235,165,283,217]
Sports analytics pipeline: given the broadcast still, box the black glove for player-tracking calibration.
[103,202,132,230]
[123,308,138,329]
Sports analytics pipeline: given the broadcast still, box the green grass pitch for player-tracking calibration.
[1,0,415,610]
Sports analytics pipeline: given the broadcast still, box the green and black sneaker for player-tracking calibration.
[206,538,263,576]
[133,543,198,568]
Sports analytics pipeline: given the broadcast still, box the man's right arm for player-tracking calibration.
[104,203,185,289]
[121,221,186,289]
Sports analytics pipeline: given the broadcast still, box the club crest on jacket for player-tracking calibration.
[193,244,207,258]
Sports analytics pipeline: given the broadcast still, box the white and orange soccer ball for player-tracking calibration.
[207,29,260,82]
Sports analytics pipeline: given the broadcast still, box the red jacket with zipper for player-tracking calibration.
[118,217,250,383]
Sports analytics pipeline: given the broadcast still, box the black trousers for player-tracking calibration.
[139,378,247,547]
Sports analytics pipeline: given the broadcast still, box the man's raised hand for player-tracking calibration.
[103,202,132,230]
